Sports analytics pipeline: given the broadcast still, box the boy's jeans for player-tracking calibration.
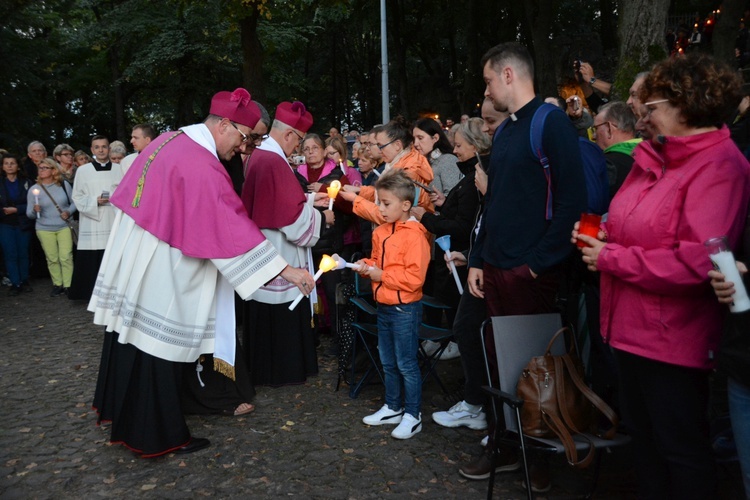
[377,302,422,418]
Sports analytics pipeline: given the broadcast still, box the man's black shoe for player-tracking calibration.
[174,437,210,455]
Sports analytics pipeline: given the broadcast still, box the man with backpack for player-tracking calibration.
[462,42,588,492]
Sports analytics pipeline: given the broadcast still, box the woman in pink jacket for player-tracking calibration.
[574,54,750,499]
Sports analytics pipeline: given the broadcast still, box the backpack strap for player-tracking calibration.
[493,116,512,142]
[62,180,72,205]
[529,103,561,221]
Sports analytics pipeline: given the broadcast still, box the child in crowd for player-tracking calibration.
[357,146,377,187]
[355,169,430,439]
[356,147,377,256]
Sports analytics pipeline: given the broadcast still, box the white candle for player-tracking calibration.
[435,235,464,294]
[444,249,464,295]
[32,189,40,219]
[288,255,339,311]
[710,250,750,313]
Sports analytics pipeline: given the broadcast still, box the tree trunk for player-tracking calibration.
[331,31,338,128]
[712,0,745,66]
[240,9,265,103]
[599,0,619,53]
[614,0,670,97]
[524,0,560,98]
[109,44,126,142]
[389,0,410,118]
[462,0,484,114]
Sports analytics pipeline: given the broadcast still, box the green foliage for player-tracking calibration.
[0,0,678,154]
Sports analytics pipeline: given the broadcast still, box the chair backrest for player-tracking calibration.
[485,313,564,431]
[354,272,372,297]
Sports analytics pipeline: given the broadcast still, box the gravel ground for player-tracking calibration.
[0,278,742,499]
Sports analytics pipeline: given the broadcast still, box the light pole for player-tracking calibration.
[380,0,390,123]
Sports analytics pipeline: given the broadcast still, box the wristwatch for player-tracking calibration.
[589,77,597,85]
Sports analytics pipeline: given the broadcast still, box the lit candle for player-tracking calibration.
[288,254,339,311]
[32,188,40,219]
[327,180,342,211]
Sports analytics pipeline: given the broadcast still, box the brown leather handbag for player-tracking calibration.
[516,327,618,468]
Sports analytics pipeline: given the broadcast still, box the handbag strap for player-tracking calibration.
[39,184,65,215]
[542,410,596,468]
[543,327,570,355]
[544,326,619,438]
[559,353,619,439]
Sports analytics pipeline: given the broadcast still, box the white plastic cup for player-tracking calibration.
[705,236,750,313]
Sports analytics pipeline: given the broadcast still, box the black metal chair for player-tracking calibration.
[417,295,455,394]
[346,273,383,398]
[480,313,630,499]
[343,271,455,398]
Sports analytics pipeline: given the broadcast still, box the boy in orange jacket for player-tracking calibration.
[354,169,430,439]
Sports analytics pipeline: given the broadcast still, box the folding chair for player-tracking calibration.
[346,273,383,398]
[345,287,455,397]
[480,314,630,499]
[418,297,455,394]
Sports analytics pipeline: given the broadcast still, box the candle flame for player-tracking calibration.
[319,254,338,273]
[327,180,342,199]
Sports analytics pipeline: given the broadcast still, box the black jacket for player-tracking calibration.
[420,155,485,253]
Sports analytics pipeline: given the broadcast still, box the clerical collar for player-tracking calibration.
[92,160,112,171]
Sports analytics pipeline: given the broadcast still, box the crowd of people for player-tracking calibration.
[3,40,750,498]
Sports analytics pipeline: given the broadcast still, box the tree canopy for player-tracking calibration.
[0,0,740,155]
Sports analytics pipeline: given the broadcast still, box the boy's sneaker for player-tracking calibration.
[438,341,460,360]
[432,401,488,430]
[363,404,404,426]
[391,413,422,439]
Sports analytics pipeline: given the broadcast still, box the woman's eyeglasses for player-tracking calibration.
[643,98,669,117]
[375,139,397,150]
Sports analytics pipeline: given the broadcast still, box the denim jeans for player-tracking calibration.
[377,302,422,418]
[729,377,750,498]
[0,224,31,286]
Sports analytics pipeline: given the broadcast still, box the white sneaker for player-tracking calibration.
[438,341,460,360]
[391,413,422,439]
[421,340,440,357]
[480,434,489,447]
[432,400,488,430]
[363,404,404,426]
